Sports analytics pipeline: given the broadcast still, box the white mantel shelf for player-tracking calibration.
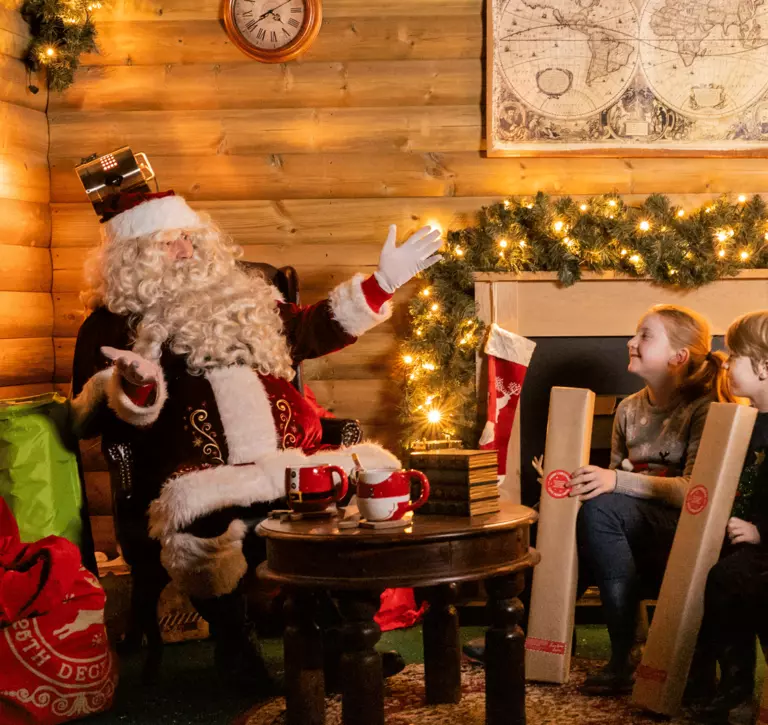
[474,270,768,337]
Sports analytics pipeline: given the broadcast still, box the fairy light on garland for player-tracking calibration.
[398,191,768,452]
[20,0,100,92]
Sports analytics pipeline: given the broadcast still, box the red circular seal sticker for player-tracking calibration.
[546,469,571,499]
[685,485,709,515]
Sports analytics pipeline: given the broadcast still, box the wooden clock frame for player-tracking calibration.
[222,0,322,64]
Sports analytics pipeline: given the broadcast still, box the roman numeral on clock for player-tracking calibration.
[245,19,258,31]
[256,26,266,40]
[290,6,301,11]
[270,30,277,42]
[288,17,300,27]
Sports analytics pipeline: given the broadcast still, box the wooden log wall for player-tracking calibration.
[46,0,768,552]
[0,0,51,401]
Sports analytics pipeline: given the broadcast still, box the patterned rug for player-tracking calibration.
[239,658,700,724]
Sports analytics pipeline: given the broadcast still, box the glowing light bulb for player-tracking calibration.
[580,203,588,212]
[455,247,464,256]
[621,249,628,256]
[504,200,510,208]
[716,230,728,243]
[728,228,735,237]
[427,409,442,424]
[608,199,617,207]
[705,206,713,214]
[630,254,641,264]
[499,239,508,249]
[422,362,436,371]
[430,303,439,312]
[45,46,55,57]
[553,220,564,233]
[638,220,650,231]
[669,268,677,275]
[403,355,414,365]
[740,250,750,260]
[738,195,747,203]
[426,220,443,235]
[563,237,573,248]
[416,329,423,337]
[677,209,685,217]
[718,249,726,258]
[519,240,526,248]
[421,287,431,297]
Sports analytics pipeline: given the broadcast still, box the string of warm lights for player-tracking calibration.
[20,0,100,92]
[398,192,768,452]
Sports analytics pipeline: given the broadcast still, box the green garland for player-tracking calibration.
[21,0,99,92]
[398,192,768,451]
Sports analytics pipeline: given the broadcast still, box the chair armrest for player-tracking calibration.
[319,418,363,447]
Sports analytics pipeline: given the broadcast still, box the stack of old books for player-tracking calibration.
[409,448,500,516]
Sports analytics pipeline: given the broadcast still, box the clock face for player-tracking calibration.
[233,0,307,52]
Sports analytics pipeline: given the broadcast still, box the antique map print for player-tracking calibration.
[489,0,768,153]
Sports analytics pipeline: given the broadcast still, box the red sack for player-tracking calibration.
[0,498,118,724]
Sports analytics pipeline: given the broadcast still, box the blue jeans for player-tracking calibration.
[577,493,679,671]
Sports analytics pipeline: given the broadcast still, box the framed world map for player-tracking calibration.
[487,0,768,155]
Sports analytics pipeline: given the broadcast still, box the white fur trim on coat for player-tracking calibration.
[105,366,168,427]
[104,196,205,244]
[148,442,401,540]
[329,274,393,337]
[206,366,278,463]
[160,520,248,598]
[69,368,112,438]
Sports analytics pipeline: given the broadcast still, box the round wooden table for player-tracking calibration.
[257,501,539,725]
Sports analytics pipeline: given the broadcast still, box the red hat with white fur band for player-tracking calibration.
[101,190,206,245]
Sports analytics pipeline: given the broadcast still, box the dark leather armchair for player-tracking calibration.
[103,263,362,679]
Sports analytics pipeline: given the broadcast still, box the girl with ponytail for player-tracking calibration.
[571,304,733,696]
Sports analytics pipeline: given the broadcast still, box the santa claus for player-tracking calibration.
[69,190,441,691]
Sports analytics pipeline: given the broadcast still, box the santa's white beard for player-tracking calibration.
[131,256,295,379]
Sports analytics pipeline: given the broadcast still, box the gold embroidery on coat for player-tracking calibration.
[276,399,296,448]
[190,409,224,464]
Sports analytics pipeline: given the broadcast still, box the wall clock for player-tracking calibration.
[223,0,322,63]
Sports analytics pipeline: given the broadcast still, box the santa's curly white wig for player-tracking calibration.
[81,214,295,379]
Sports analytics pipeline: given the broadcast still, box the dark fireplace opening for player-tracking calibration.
[519,335,725,508]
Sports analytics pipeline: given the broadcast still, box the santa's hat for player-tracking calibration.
[101,190,206,245]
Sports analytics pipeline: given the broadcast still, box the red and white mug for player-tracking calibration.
[356,468,430,522]
[285,464,349,513]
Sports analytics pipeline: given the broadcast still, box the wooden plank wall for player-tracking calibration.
[0,0,51,401]
[45,0,768,551]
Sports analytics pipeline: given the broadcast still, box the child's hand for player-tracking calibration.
[568,465,617,501]
[726,517,761,545]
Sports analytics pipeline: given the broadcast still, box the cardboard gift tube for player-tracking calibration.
[525,386,595,683]
[631,402,757,716]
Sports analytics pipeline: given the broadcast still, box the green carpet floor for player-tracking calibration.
[85,625,765,725]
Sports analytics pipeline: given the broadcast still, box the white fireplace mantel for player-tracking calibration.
[474,270,768,502]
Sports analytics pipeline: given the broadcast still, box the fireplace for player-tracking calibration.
[474,271,768,504]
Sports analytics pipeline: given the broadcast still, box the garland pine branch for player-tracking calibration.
[21,0,100,92]
[398,192,768,451]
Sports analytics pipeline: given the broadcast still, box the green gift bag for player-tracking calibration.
[0,392,83,545]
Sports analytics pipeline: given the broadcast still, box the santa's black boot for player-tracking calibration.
[192,590,282,699]
[692,638,755,723]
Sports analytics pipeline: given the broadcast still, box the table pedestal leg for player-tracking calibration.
[485,573,526,725]
[336,590,384,725]
[283,588,325,725]
[423,583,461,704]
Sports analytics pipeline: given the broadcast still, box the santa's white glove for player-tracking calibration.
[373,224,443,294]
[101,346,160,387]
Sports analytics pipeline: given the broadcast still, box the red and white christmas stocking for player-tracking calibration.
[479,323,536,478]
